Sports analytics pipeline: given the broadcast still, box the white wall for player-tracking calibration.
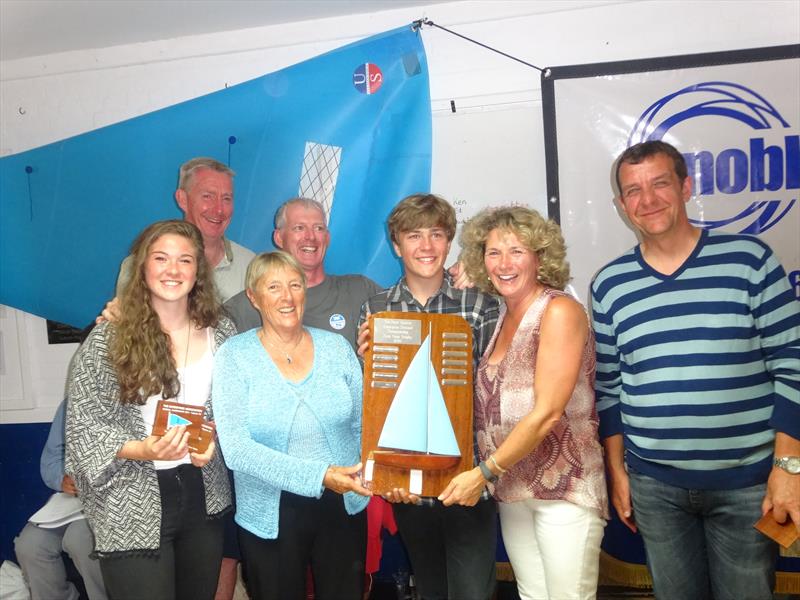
[2,0,798,423]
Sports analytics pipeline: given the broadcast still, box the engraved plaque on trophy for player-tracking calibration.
[362,312,473,497]
[152,400,215,454]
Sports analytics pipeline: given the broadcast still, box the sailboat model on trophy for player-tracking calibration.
[362,312,473,497]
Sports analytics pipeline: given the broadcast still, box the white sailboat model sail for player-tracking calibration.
[375,331,461,470]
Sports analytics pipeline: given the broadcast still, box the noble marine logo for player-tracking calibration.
[628,81,798,234]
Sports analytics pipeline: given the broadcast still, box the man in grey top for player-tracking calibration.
[224,197,380,350]
[114,157,254,302]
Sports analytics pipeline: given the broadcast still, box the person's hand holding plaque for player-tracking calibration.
[151,400,215,454]
[382,487,421,505]
[189,439,216,468]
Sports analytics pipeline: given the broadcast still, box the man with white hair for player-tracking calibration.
[224,197,380,350]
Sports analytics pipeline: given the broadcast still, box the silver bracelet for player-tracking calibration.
[489,455,507,474]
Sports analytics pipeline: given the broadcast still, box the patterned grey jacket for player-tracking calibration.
[65,318,235,557]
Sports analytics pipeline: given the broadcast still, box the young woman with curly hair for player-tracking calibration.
[66,219,236,600]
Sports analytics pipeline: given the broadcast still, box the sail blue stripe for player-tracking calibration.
[615,301,751,336]
[621,350,765,372]
[620,394,773,417]
[621,372,772,395]
[624,419,771,440]
[618,327,756,354]
[626,440,772,461]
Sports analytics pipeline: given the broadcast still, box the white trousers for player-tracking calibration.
[499,498,605,600]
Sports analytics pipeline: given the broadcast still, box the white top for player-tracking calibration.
[139,327,214,470]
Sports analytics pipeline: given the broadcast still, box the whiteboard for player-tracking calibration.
[431,101,548,266]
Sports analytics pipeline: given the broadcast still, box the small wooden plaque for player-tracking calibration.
[362,312,473,497]
[754,510,800,548]
[152,400,215,454]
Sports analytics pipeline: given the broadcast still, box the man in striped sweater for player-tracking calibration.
[591,141,800,600]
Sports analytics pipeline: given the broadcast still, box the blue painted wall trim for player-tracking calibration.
[0,422,51,562]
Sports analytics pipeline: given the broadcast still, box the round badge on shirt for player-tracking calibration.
[329,314,346,330]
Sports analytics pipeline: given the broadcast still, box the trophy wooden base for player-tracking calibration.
[370,450,461,471]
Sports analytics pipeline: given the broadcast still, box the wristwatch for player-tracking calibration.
[478,461,499,483]
[773,456,800,475]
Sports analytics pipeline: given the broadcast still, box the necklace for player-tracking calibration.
[167,321,191,402]
[260,328,305,364]
[181,323,190,400]
[183,323,191,368]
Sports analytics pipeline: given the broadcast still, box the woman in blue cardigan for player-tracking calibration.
[212,251,371,600]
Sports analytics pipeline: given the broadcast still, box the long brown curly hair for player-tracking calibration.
[111,220,221,404]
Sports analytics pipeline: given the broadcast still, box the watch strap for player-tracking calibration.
[478,460,498,483]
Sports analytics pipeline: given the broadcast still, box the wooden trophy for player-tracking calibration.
[152,400,215,454]
[361,311,473,497]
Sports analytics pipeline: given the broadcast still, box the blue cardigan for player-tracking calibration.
[212,327,368,539]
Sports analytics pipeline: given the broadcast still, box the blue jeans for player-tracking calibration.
[628,470,776,600]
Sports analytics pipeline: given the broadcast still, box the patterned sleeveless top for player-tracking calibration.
[475,288,609,518]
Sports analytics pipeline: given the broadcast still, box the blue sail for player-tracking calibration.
[0,26,431,327]
[377,333,460,457]
[167,412,192,428]
[426,362,460,456]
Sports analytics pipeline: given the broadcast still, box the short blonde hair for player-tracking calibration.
[459,206,570,293]
[178,157,234,192]
[245,251,307,293]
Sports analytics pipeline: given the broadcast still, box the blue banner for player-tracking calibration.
[0,25,431,327]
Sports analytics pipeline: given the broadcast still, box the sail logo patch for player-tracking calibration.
[167,412,192,428]
[353,63,383,95]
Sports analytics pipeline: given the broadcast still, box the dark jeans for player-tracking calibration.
[238,490,367,600]
[629,470,776,600]
[99,464,224,600]
[394,498,497,600]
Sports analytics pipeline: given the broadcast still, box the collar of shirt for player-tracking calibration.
[388,272,458,308]
[217,237,234,270]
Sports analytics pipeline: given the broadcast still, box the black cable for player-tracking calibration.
[413,18,546,74]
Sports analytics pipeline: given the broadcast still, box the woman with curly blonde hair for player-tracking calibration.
[66,219,235,600]
[439,206,608,600]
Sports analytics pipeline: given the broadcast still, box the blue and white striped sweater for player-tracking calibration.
[591,230,800,490]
